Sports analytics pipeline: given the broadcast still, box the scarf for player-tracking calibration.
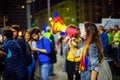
[79,47,88,71]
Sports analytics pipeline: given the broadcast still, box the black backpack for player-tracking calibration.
[16,38,32,66]
[41,37,57,63]
[25,42,33,66]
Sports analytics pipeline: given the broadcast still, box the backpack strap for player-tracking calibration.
[41,37,45,49]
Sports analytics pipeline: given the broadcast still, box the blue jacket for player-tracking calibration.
[2,39,27,80]
[99,32,108,56]
[37,37,51,64]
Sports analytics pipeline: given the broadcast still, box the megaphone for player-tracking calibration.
[64,27,79,43]
[50,11,79,43]
[50,12,66,34]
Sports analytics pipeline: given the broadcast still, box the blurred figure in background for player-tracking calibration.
[97,25,108,58]
[106,27,113,58]
[112,25,120,61]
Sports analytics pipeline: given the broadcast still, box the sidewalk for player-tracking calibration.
[49,52,67,80]
[49,51,120,80]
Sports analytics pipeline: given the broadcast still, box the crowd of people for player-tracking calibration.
[0,21,120,80]
[0,25,56,80]
[59,23,120,80]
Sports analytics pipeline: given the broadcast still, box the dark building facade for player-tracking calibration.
[0,0,63,29]
[75,0,120,23]
[0,0,120,29]
[33,0,120,27]
[0,0,27,30]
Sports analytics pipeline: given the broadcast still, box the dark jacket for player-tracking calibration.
[2,39,27,80]
[99,32,108,56]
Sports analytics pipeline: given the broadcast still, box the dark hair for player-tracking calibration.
[2,30,13,39]
[114,25,119,28]
[98,25,104,30]
[11,25,20,31]
[30,28,40,35]
[84,21,104,60]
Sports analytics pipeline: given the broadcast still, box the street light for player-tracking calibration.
[49,17,52,21]
[26,0,32,29]
[3,16,6,27]
[47,0,50,26]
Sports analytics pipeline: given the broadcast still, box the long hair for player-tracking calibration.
[83,22,104,60]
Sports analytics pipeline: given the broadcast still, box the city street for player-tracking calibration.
[49,48,120,80]
[49,48,67,80]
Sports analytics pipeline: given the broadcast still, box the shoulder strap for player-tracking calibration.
[41,37,45,49]
[25,41,31,54]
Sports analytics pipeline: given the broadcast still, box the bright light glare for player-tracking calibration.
[49,17,52,21]
[21,5,25,9]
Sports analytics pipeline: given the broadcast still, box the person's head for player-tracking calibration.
[30,28,40,41]
[97,25,104,34]
[106,27,112,33]
[46,26,51,32]
[23,31,31,42]
[2,29,13,42]
[114,25,119,32]
[10,25,20,39]
[69,25,80,37]
[80,21,104,59]
[80,22,99,41]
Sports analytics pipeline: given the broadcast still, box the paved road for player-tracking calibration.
[49,50,120,80]
[49,51,67,80]
[33,46,120,80]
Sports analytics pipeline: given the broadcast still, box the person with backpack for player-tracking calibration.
[32,30,52,80]
[43,26,57,76]
[10,25,32,79]
[79,22,104,80]
[0,29,27,80]
[10,25,26,56]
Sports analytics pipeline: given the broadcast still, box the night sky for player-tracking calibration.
[35,0,65,12]
[0,0,65,27]
[0,0,65,14]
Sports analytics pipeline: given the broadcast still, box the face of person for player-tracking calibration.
[2,35,7,42]
[32,33,40,41]
[24,33,30,42]
[114,26,118,32]
[106,28,111,33]
[80,25,86,39]
[10,28,18,39]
